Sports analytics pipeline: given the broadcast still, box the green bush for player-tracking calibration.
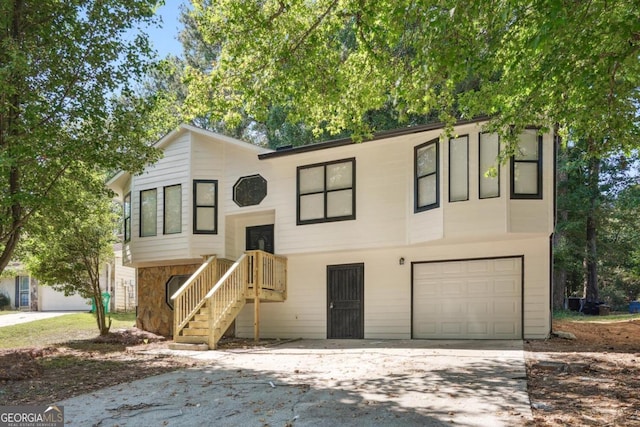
[599,286,629,311]
[0,293,10,310]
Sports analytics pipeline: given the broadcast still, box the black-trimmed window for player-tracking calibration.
[479,132,500,199]
[297,158,355,225]
[165,274,190,309]
[123,192,131,242]
[511,130,543,199]
[193,180,218,234]
[449,135,469,202]
[163,184,182,235]
[415,139,439,212]
[140,188,157,237]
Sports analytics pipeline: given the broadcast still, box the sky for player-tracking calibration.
[147,0,189,58]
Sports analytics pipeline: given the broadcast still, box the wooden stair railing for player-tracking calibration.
[206,254,249,349]
[171,256,233,340]
[172,250,288,349]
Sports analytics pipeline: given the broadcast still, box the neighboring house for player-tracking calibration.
[0,262,90,311]
[111,243,137,312]
[107,119,554,348]
[0,246,136,313]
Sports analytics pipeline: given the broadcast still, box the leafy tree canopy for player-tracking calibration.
[0,0,164,273]
[185,0,640,152]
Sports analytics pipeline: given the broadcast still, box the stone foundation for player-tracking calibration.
[136,264,200,337]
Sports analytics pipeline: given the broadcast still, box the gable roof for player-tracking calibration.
[258,117,488,160]
[106,124,274,191]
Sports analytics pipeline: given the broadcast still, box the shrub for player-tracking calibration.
[0,293,10,310]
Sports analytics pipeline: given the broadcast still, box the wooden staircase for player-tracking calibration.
[171,251,287,349]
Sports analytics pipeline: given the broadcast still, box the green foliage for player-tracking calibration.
[553,310,640,322]
[0,0,163,275]
[0,292,10,310]
[23,170,118,335]
[185,0,640,149]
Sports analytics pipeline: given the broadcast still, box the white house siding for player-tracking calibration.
[235,234,551,340]
[128,133,192,266]
[113,251,137,312]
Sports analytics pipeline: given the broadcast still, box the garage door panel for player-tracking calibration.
[441,322,463,334]
[413,257,522,339]
[467,260,490,273]
[467,279,490,294]
[468,322,489,334]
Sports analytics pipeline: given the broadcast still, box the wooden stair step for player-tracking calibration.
[194,314,208,321]
[188,320,208,329]
[182,328,209,337]
[174,335,208,344]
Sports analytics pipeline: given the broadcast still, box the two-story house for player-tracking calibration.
[107,118,554,348]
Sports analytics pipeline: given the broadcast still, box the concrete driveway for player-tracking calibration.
[0,311,81,327]
[58,340,532,426]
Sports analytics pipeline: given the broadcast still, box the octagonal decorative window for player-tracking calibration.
[233,174,267,207]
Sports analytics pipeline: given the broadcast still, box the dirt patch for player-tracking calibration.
[524,318,640,426]
[0,328,205,406]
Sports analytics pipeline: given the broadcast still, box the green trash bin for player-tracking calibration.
[91,292,111,313]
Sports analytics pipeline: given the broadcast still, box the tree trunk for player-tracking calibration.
[584,139,600,304]
[553,135,568,310]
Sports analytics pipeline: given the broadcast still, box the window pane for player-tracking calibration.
[196,182,216,206]
[515,131,539,160]
[514,163,539,194]
[299,193,324,221]
[140,189,157,237]
[417,143,437,176]
[418,174,437,207]
[449,136,468,202]
[327,189,352,217]
[326,162,352,190]
[196,207,216,231]
[124,193,131,217]
[480,133,500,198]
[299,166,325,194]
[164,185,182,234]
[124,193,131,241]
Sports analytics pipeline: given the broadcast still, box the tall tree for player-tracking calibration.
[24,170,119,335]
[0,0,162,275]
[185,0,640,302]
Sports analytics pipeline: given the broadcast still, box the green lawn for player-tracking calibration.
[0,312,136,349]
[553,310,640,322]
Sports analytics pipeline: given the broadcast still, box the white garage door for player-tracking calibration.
[413,257,522,339]
[40,286,91,311]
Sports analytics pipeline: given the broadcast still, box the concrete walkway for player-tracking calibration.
[58,339,532,426]
[0,311,81,327]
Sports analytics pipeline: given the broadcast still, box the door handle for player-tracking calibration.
[329,302,334,309]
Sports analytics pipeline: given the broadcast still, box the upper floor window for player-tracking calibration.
[449,135,469,202]
[123,192,131,242]
[140,188,157,237]
[297,158,355,225]
[479,133,500,199]
[415,139,439,212]
[511,130,543,199]
[164,184,182,235]
[193,180,217,234]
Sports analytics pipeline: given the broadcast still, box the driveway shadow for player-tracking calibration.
[61,339,531,426]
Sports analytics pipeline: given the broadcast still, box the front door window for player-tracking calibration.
[246,225,274,254]
[18,276,29,307]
